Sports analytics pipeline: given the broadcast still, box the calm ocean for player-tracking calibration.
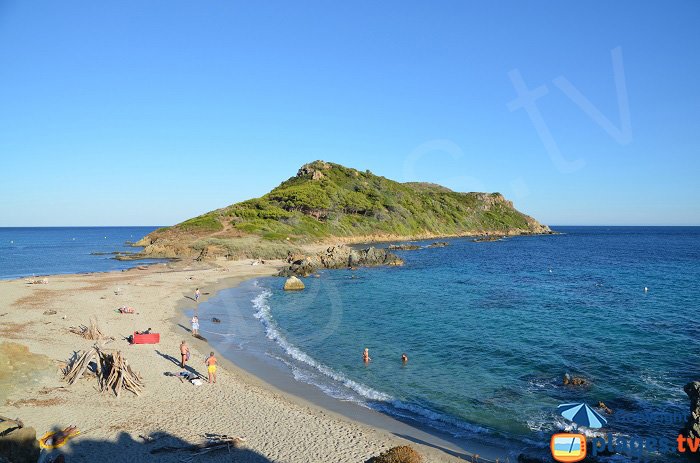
[195,226,699,460]
[0,227,163,279]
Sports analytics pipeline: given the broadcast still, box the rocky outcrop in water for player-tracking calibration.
[387,244,421,251]
[283,276,305,291]
[682,382,700,444]
[279,245,403,277]
[563,373,589,387]
[426,241,449,248]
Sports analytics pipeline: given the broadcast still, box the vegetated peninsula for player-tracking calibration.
[134,161,552,261]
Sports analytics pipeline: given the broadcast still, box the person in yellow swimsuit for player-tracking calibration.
[205,352,217,384]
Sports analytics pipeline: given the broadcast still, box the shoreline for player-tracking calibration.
[180,272,521,463]
[0,257,509,462]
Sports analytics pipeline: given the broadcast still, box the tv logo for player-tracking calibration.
[551,433,587,462]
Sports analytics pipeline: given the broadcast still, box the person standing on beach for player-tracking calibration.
[180,341,190,368]
[363,348,371,363]
[195,288,201,302]
[205,352,217,384]
[191,315,199,336]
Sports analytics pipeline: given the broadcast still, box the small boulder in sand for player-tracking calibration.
[366,445,422,463]
[283,276,305,291]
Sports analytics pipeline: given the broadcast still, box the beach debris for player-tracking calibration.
[167,371,204,385]
[150,433,246,457]
[0,415,40,463]
[38,425,80,449]
[62,345,144,397]
[69,317,110,340]
[563,373,588,387]
[283,276,305,291]
[118,306,135,314]
[26,277,48,285]
[597,401,613,414]
[42,310,57,316]
[366,445,423,463]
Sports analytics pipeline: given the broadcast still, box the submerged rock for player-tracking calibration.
[387,243,421,251]
[426,241,449,248]
[283,276,305,291]
[563,373,588,387]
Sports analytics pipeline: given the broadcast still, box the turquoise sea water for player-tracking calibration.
[198,227,699,460]
[0,227,163,279]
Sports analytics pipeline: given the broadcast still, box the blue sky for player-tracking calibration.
[1,1,698,226]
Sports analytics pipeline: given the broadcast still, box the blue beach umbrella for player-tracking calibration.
[558,402,608,428]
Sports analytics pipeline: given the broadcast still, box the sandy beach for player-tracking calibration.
[0,259,481,463]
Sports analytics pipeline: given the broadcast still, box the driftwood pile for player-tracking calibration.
[63,345,144,397]
[151,433,246,459]
[69,317,110,340]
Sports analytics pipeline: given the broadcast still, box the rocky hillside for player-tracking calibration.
[134,161,551,260]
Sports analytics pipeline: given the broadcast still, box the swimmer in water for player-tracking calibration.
[401,353,408,364]
[363,348,371,363]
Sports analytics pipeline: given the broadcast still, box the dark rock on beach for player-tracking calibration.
[279,245,404,277]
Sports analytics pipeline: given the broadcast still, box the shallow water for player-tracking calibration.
[198,227,700,459]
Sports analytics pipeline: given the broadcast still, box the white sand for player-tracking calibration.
[0,259,475,463]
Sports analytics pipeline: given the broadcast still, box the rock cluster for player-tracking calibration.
[297,160,332,180]
[279,245,403,277]
[387,244,421,251]
[682,382,700,443]
[563,373,588,387]
[426,242,449,248]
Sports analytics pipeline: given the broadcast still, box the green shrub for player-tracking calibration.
[178,215,223,232]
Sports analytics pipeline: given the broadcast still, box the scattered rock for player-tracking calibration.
[366,445,422,463]
[42,310,57,316]
[387,244,420,251]
[211,318,221,323]
[283,276,305,291]
[598,401,613,414]
[563,373,588,387]
[426,241,449,248]
[473,235,504,242]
